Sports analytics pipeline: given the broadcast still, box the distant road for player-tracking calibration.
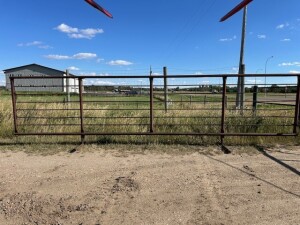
[257,95,296,106]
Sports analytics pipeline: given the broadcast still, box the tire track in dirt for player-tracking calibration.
[100,155,202,225]
[187,155,232,225]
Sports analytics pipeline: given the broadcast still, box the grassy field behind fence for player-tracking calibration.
[0,89,299,145]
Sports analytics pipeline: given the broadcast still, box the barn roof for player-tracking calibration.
[3,63,75,76]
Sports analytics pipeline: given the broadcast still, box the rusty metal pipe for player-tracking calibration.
[293,76,300,134]
[14,132,297,137]
[150,76,154,133]
[10,77,18,134]
[79,78,85,143]
[221,76,227,145]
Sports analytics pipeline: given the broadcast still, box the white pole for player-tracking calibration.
[66,69,70,102]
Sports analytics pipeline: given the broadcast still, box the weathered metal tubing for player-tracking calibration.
[150,76,154,133]
[18,124,81,126]
[10,77,18,134]
[78,79,85,143]
[164,67,168,113]
[84,124,149,126]
[17,101,80,104]
[9,73,300,143]
[17,116,81,119]
[17,109,80,111]
[293,76,300,133]
[252,85,258,114]
[17,122,291,127]
[11,73,300,80]
[220,76,227,145]
[13,132,297,137]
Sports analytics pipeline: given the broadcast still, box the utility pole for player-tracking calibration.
[220,0,254,109]
[236,7,247,109]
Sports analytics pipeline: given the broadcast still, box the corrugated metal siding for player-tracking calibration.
[5,65,64,92]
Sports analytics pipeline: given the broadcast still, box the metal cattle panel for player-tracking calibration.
[10,74,300,143]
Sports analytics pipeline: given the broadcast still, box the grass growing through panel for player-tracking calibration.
[0,90,299,145]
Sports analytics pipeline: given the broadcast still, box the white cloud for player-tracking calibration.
[219,35,237,42]
[195,72,203,75]
[201,80,210,84]
[18,41,42,47]
[246,79,262,84]
[45,52,97,60]
[85,79,115,85]
[276,23,290,29]
[56,24,78,33]
[152,72,161,75]
[45,55,71,60]
[289,70,300,74]
[281,38,291,42]
[73,53,97,59]
[257,34,266,39]
[38,45,53,49]
[18,41,52,49]
[107,60,133,66]
[68,66,80,71]
[80,28,103,36]
[80,72,97,76]
[96,58,104,63]
[93,80,115,85]
[278,62,300,67]
[0,71,4,75]
[55,23,104,39]
[79,72,111,76]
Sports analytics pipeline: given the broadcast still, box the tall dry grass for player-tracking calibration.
[0,92,299,145]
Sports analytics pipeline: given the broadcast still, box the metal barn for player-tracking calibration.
[4,64,79,93]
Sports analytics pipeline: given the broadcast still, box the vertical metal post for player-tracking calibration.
[79,78,85,143]
[10,77,18,134]
[252,85,258,115]
[293,76,300,134]
[163,67,168,113]
[221,76,227,145]
[150,76,154,133]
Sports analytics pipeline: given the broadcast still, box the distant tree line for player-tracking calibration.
[84,84,297,93]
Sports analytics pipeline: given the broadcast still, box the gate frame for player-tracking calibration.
[10,73,300,145]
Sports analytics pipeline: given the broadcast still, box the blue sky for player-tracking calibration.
[0,0,300,86]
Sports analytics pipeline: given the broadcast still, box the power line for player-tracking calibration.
[161,0,218,62]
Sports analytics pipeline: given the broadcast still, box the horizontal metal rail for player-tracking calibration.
[13,132,297,137]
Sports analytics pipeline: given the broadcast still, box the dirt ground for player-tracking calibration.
[0,144,299,225]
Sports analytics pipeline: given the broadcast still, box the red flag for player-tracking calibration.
[220,0,253,22]
[85,0,113,18]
